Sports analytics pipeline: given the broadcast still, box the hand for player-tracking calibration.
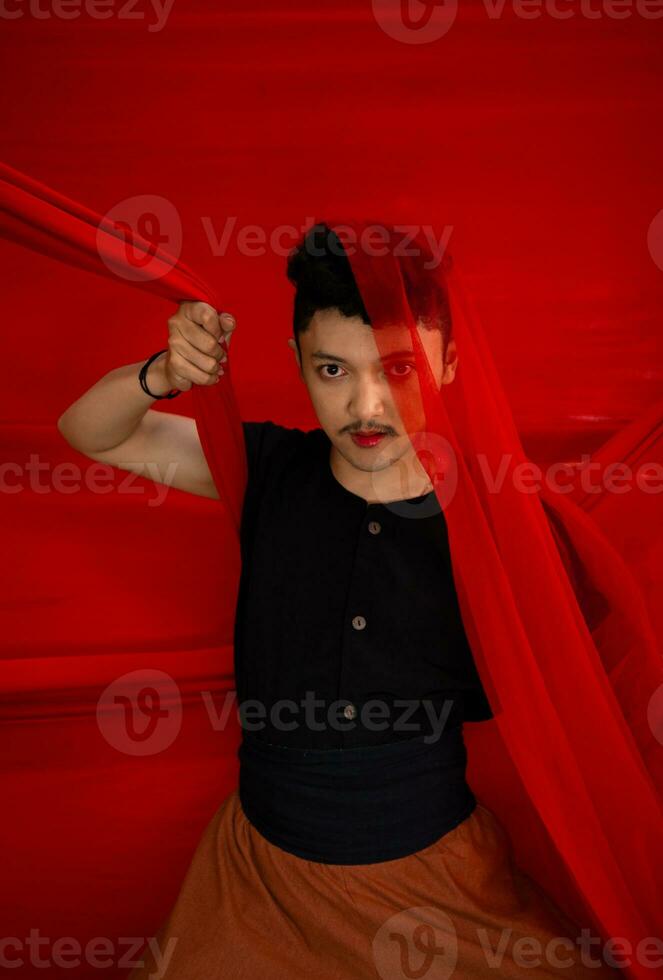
[162,301,236,391]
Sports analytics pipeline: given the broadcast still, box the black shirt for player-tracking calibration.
[233,421,494,750]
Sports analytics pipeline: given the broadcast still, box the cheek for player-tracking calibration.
[305,376,340,411]
[386,384,427,430]
[310,372,341,395]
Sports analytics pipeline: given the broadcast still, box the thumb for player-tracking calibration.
[220,311,236,345]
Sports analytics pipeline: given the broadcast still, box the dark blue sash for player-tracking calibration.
[238,726,476,865]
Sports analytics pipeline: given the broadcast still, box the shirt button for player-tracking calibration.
[352,615,367,631]
[368,521,381,535]
[343,703,357,720]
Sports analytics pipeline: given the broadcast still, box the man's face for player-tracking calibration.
[287,308,457,475]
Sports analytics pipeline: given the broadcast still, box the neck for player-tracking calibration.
[329,443,432,504]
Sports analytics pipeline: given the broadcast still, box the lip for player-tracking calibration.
[351,431,388,448]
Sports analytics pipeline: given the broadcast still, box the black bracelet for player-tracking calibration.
[138,349,182,399]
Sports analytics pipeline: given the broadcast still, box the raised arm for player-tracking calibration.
[56,303,236,500]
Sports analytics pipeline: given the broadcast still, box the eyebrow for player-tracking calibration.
[310,349,415,364]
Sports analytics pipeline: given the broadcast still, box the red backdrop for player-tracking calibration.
[1,2,662,977]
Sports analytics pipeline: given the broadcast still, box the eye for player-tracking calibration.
[386,361,416,379]
[318,364,346,379]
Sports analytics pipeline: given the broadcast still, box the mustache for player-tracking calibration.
[347,425,394,435]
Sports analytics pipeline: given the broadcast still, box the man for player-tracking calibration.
[57,225,620,978]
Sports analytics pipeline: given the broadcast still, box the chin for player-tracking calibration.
[352,447,398,472]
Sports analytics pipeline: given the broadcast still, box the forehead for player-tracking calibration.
[303,308,442,364]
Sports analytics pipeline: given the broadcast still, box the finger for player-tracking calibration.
[178,300,213,322]
[184,301,222,339]
[169,350,221,386]
[170,337,222,375]
[199,305,222,340]
[219,311,236,346]
[171,317,225,361]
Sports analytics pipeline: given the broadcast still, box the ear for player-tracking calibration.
[441,338,458,386]
[287,337,303,374]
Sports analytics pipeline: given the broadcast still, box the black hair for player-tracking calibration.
[286,222,452,359]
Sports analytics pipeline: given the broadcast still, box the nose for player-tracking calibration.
[348,374,387,423]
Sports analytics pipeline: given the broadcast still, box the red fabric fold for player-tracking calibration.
[0,160,247,532]
[327,223,662,958]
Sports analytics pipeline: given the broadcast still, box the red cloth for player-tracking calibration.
[2,164,662,977]
[324,223,663,953]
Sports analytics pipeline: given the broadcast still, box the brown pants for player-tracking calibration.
[128,789,620,979]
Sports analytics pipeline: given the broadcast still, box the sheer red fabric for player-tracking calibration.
[0,160,246,531]
[322,222,663,956]
[2,165,662,975]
